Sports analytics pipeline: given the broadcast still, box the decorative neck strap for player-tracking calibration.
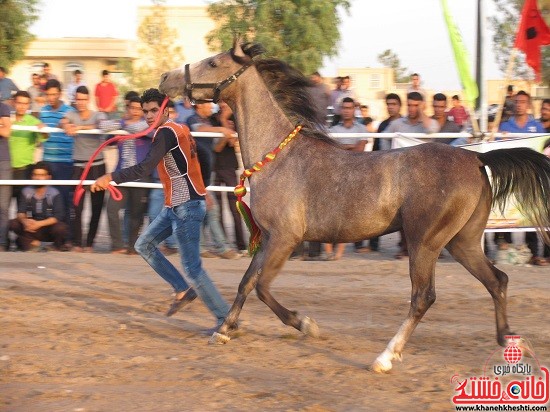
[234,124,302,255]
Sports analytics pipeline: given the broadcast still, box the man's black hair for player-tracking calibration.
[141,88,167,107]
[45,79,62,91]
[75,85,89,95]
[33,161,52,175]
[433,93,447,102]
[386,93,401,104]
[407,91,423,102]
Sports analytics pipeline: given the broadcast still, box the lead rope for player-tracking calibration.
[234,125,302,255]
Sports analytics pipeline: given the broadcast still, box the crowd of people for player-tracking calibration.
[1,68,549,267]
[0,65,245,263]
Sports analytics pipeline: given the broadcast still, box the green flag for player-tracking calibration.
[441,0,479,106]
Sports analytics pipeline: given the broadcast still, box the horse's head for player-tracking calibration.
[159,39,265,103]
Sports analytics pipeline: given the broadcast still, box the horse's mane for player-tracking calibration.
[240,44,336,144]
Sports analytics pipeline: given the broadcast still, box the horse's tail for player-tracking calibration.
[478,147,550,244]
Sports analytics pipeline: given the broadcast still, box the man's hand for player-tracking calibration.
[23,219,41,233]
[90,174,113,192]
[64,123,78,136]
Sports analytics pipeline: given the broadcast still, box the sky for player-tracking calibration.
[30,0,503,91]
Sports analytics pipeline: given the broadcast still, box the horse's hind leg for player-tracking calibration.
[373,246,439,373]
[446,230,512,346]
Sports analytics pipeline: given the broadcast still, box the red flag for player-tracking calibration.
[514,0,550,81]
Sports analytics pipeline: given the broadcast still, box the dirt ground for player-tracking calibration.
[1,239,549,411]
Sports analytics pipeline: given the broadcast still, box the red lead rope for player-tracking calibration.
[73,97,170,206]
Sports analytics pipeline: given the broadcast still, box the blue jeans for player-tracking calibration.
[148,187,177,249]
[135,200,229,325]
[202,195,229,253]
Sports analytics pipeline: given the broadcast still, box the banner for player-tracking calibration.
[440,0,479,106]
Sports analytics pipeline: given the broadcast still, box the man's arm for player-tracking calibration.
[91,127,175,191]
[0,115,12,138]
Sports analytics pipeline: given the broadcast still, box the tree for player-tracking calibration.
[377,49,409,83]
[206,0,351,75]
[130,0,184,92]
[0,0,39,69]
[489,0,550,85]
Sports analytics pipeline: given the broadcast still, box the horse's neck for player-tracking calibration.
[233,74,295,168]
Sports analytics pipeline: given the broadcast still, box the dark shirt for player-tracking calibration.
[186,113,215,185]
[211,114,239,171]
[18,186,65,222]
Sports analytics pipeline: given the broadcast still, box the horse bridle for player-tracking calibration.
[184,61,252,103]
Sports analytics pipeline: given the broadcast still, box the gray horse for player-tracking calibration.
[159,41,550,372]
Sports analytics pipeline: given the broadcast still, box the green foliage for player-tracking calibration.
[206,0,351,75]
[129,2,185,92]
[0,0,39,69]
[377,49,409,83]
[489,0,550,85]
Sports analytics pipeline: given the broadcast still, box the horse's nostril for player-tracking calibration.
[160,73,168,83]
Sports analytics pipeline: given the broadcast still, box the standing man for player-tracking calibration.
[497,90,546,265]
[0,67,19,105]
[94,70,118,119]
[329,97,367,152]
[62,85,108,252]
[42,63,58,81]
[386,92,440,259]
[431,93,461,144]
[91,88,229,328]
[39,79,75,226]
[0,100,12,250]
[447,95,469,127]
[309,71,331,125]
[66,70,86,107]
[406,73,427,98]
[27,73,46,117]
[540,98,550,132]
[9,91,43,201]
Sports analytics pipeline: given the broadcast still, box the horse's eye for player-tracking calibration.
[209,60,217,68]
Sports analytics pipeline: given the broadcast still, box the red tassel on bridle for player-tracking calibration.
[234,125,302,256]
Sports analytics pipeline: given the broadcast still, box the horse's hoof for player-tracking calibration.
[372,357,393,373]
[300,316,320,338]
[209,332,231,345]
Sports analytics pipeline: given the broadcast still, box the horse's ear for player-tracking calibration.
[233,37,245,57]
[242,43,266,58]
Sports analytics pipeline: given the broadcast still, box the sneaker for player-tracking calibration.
[200,250,220,259]
[166,288,198,317]
[219,249,241,260]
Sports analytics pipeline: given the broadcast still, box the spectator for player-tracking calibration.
[359,104,376,132]
[330,76,357,126]
[9,91,43,201]
[66,70,86,107]
[39,79,76,229]
[406,73,427,98]
[94,69,119,119]
[187,102,241,259]
[327,97,367,257]
[386,92,440,259]
[90,88,229,326]
[42,63,58,81]
[360,93,404,252]
[496,90,546,265]
[62,85,108,252]
[447,95,469,127]
[431,93,461,144]
[8,162,70,252]
[211,100,246,253]
[377,93,403,150]
[501,84,515,123]
[174,96,195,125]
[329,97,367,152]
[0,66,19,105]
[27,73,46,116]
[309,71,331,125]
[538,98,550,132]
[0,100,12,249]
[106,95,151,255]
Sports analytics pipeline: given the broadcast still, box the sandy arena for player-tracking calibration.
[1,235,549,411]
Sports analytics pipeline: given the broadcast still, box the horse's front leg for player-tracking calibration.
[254,238,319,338]
[209,247,266,344]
